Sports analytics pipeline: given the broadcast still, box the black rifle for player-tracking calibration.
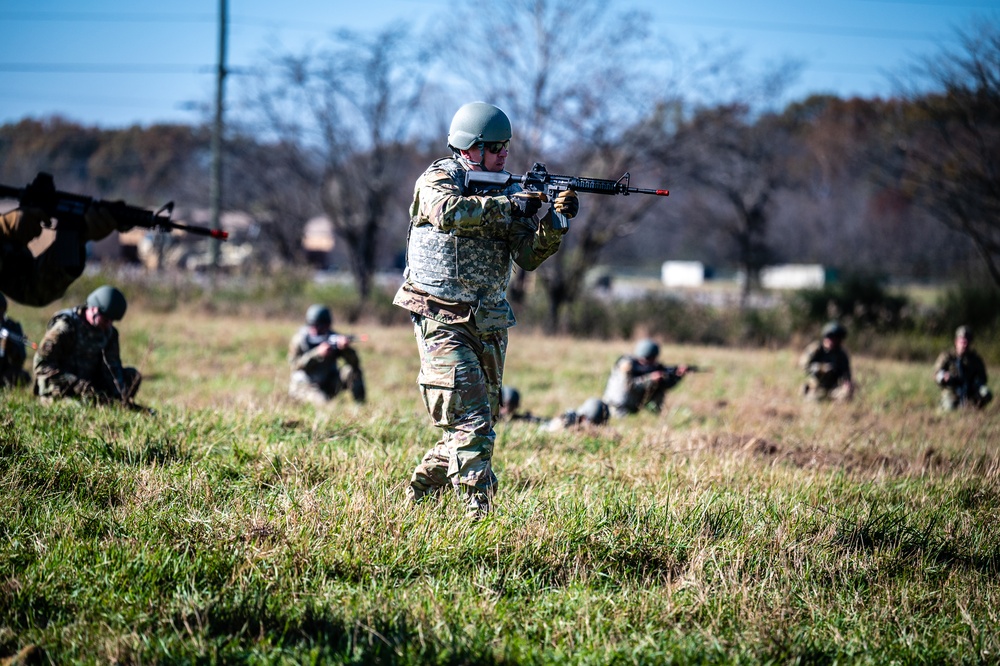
[465,162,669,230]
[0,172,228,267]
[0,327,37,354]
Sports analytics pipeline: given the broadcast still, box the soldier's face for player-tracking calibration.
[85,306,114,331]
[461,142,508,173]
[956,336,969,354]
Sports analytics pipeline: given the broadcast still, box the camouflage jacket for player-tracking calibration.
[799,342,852,389]
[393,157,564,332]
[32,306,126,396]
[288,326,359,384]
[934,349,988,393]
[602,356,683,412]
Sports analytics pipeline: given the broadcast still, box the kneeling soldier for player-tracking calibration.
[934,325,992,411]
[33,285,141,405]
[288,304,365,406]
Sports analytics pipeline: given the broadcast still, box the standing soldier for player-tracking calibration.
[32,285,142,406]
[394,101,578,517]
[799,321,854,401]
[287,304,366,406]
[934,325,992,411]
[0,293,31,388]
[603,339,689,417]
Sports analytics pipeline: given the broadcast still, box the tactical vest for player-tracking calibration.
[405,225,513,304]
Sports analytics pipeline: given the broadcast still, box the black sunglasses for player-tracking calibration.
[483,140,509,154]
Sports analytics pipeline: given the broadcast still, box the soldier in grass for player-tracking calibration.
[32,285,142,406]
[394,101,578,517]
[603,339,690,417]
[799,320,854,401]
[287,304,366,406]
[0,293,31,388]
[544,397,611,432]
[934,325,992,411]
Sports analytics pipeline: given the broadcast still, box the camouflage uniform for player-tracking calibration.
[602,356,684,417]
[287,327,365,405]
[0,315,30,388]
[934,349,991,411]
[394,156,563,515]
[32,306,141,404]
[799,341,853,401]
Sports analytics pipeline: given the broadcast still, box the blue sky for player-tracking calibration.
[0,0,996,128]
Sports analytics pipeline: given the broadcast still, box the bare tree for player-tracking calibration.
[440,0,681,330]
[237,24,432,308]
[896,18,1000,288]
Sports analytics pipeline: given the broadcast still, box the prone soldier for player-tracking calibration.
[602,339,692,417]
[544,397,611,432]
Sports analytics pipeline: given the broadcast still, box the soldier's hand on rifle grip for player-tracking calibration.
[84,203,122,241]
[553,190,579,219]
[0,208,45,245]
[509,192,547,218]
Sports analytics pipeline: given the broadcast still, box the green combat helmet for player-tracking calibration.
[634,339,660,361]
[577,397,610,425]
[448,102,512,151]
[501,385,521,412]
[822,321,847,340]
[955,325,972,341]
[305,304,332,327]
[86,285,127,321]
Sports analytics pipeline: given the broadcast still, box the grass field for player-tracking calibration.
[1,303,998,664]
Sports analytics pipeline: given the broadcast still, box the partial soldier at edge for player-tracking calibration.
[0,293,31,388]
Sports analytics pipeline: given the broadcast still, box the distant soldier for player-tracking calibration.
[544,397,611,432]
[799,321,854,401]
[32,285,142,406]
[934,325,992,411]
[603,339,690,417]
[498,385,544,423]
[288,304,365,406]
[0,293,31,388]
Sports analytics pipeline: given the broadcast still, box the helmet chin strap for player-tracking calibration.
[455,143,485,170]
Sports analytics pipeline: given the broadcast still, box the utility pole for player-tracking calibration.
[210,0,228,268]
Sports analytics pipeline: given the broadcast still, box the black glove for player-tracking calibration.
[552,190,580,219]
[509,192,547,218]
[72,378,96,398]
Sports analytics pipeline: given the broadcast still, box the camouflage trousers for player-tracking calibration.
[802,376,853,402]
[939,385,993,411]
[35,367,142,404]
[407,316,507,516]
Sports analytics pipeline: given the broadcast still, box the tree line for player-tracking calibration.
[0,0,996,330]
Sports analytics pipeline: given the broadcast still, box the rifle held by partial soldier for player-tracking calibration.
[465,162,669,230]
[0,172,229,268]
[0,327,37,353]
